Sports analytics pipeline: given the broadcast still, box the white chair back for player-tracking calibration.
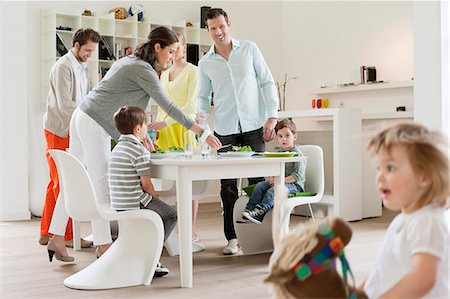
[48,149,164,289]
[298,144,325,202]
[49,150,102,222]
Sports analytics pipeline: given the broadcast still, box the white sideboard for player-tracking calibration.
[279,108,365,221]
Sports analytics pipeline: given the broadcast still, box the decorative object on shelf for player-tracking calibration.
[317,99,322,109]
[99,36,115,60]
[186,21,193,27]
[360,65,376,84]
[110,7,128,20]
[396,106,406,112]
[82,10,93,16]
[276,73,297,111]
[56,25,72,31]
[200,6,212,28]
[56,33,69,57]
[311,99,316,109]
[128,4,144,21]
[337,82,359,87]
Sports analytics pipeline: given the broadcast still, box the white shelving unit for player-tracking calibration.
[310,80,414,95]
[41,10,213,110]
[308,80,414,120]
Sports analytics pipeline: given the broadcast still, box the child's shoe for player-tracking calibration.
[154,261,169,277]
[243,207,267,224]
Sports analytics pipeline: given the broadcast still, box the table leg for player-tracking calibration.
[176,167,193,288]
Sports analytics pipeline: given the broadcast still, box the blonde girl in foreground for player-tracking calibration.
[361,122,449,298]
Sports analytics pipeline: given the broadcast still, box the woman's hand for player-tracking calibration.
[148,120,167,131]
[205,134,222,149]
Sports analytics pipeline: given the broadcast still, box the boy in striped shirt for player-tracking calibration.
[108,106,177,277]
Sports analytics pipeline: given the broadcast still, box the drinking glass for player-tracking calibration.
[184,131,194,158]
[200,142,210,158]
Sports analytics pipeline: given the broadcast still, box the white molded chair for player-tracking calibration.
[152,179,209,256]
[234,144,325,255]
[49,150,164,290]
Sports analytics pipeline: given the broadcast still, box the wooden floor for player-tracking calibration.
[0,203,396,298]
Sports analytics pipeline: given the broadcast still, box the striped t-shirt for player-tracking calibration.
[108,134,152,210]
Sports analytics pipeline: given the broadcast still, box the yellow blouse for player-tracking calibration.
[155,63,199,150]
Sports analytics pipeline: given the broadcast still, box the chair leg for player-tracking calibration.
[308,204,316,222]
[72,219,81,251]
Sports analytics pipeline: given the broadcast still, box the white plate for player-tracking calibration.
[219,151,255,157]
[166,151,184,157]
[150,153,168,159]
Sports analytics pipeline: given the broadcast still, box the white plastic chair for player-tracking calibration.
[233,145,325,255]
[152,179,209,256]
[49,150,164,290]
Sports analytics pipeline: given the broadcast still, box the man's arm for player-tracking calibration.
[251,42,278,141]
[197,62,213,115]
[53,62,78,123]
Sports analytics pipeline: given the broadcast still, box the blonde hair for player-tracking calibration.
[367,122,449,209]
[175,31,185,46]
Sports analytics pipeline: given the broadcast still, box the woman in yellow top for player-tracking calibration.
[151,32,204,250]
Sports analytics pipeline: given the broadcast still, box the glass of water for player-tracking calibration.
[184,131,194,158]
[200,142,210,158]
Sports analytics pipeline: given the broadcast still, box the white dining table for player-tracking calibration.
[150,154,305,288]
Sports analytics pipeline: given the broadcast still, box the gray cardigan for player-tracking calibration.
[43,51,93,137]
[80,56,194,141]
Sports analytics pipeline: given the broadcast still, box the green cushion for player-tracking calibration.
[288,191,317,198]
[242,184,257,196]
[243,184,316,198]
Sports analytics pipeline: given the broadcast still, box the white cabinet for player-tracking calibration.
[310,80,414,120]
[41,10,213,110]
[278,108,364,221]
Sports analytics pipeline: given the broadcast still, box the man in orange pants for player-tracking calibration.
[40,28,101,248]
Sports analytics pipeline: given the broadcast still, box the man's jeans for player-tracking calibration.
[215,127,265,241]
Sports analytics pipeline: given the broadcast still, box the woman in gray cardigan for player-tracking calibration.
[47,27,221,262]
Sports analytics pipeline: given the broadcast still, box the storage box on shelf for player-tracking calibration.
[41,10,213,110]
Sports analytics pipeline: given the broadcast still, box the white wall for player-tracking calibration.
[413,1,443,129]
[1,1,30,220]
[282,1,413,111]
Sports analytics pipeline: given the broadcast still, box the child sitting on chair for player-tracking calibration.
[242,118,306,224]
[108,106,177,277]
[361,122,449,298]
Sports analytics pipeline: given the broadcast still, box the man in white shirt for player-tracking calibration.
[197,8,279,255]
[40,28,100,249]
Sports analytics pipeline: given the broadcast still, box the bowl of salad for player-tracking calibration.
[220,145,255,157]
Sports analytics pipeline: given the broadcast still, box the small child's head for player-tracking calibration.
[114,106,148,141]
[367,122,449,212]
[275,118,297,150]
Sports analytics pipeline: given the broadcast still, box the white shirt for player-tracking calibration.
[364,205,449,298]
[67,49,89,104]
[197,39,278,135]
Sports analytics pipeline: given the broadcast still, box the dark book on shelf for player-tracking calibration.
[186,43,199,66]
[99,36,115,61]
[56,32,69,57]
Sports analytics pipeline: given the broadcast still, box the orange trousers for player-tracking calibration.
[40,129,73,240]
